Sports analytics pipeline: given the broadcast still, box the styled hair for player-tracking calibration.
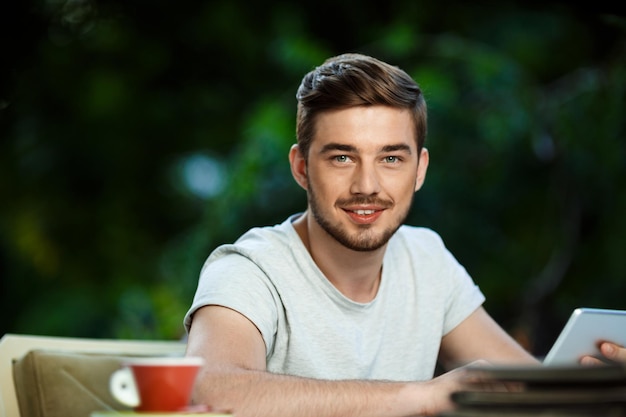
[295,53,427,159]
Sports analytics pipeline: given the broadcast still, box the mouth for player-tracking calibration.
[351,209,377,215]
[343,207,384,224]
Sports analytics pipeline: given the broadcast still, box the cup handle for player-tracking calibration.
[109,367,140,407]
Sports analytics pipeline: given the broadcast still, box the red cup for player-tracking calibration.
[110,356,204,412]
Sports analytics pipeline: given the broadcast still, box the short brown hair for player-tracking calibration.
[295,53,427,159]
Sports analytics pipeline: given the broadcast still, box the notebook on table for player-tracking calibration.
[437,308,626,417]
[437,362,626,417]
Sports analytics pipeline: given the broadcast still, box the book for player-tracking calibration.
[437,363,626,417]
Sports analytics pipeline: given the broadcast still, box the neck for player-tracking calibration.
[293,212,386,302]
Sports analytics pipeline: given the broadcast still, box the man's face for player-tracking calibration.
[302,105,428,251]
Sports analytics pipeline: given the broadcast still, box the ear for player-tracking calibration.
[289,144,308,190]
[414,147,429,192]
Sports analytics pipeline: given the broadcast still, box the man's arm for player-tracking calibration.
[185,305,485,417]
[438,307,539,370]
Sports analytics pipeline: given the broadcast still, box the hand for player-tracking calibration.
[580,342,626,365]
[417,360,516,416]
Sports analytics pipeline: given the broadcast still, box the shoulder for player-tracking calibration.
[213,217,299,257]
[391,225,447,251]
[203,216,307,275]
[386,225,460,270]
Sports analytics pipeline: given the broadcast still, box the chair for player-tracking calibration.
[0,333,187,417]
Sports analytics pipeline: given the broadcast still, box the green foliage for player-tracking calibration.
[1,1,625,356]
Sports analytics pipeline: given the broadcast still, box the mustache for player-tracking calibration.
[336,196,393,208]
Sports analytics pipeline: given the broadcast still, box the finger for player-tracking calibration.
[580,355,605,366]
[600,342,626,362]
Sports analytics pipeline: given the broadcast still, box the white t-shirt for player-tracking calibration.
[184,214,485,381]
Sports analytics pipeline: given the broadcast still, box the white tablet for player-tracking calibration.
[543,307,626,366]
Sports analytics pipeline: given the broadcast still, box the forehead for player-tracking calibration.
[312,106,417,150]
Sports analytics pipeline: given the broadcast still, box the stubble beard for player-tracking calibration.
[307,183,413,252]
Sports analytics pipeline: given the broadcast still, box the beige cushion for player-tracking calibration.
[12,349,141,417]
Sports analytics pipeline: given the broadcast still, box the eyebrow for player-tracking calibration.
[319,143,413,154]
[382,144,413,154]
[319,143,356,154]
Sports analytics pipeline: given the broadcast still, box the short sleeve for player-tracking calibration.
[184,249,281,355]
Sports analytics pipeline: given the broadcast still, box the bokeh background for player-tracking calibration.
[1,0,625,358]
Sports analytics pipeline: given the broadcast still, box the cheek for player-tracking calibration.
[308,167,345,194]
[385,175,416,196]
[312,179,344,200]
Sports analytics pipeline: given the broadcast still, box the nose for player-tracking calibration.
[350,163,381,195]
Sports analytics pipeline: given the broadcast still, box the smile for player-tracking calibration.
[352,209,376,215]
[343,208,384,225]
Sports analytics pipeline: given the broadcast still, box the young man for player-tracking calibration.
[184,53,540,417]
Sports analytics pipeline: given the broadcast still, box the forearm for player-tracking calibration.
[192,367,438,417]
